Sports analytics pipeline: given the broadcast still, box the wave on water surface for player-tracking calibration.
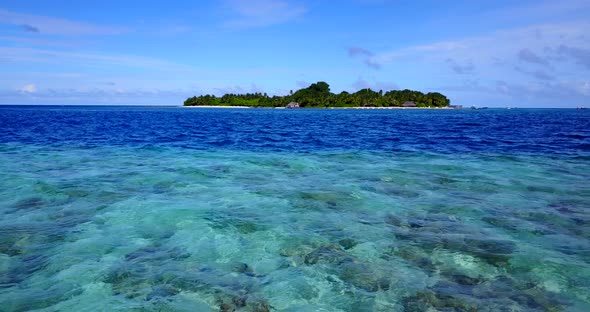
[0,106,589,311]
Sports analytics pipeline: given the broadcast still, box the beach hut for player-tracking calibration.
[402,101,417,108]
[286,102,300,109]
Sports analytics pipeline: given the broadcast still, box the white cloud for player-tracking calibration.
[0,47,185,71]
[357,4,590,107]
[368,21,590,67]
[18,84,36,93]
[223,0,307,29]
[0,8,127,36]
[362,19,590,106]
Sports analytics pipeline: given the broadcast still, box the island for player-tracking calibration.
[184,82,450,108]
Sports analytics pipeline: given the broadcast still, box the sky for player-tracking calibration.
[0,0,589,107]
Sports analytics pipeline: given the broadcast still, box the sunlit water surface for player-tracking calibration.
[1,106,589,311]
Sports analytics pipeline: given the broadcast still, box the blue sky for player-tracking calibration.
[0,0,589,107]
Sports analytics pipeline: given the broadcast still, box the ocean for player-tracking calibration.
[0,106,589,311]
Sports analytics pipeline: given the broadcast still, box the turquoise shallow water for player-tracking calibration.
[1,107,590,311]
[1,144,589,311]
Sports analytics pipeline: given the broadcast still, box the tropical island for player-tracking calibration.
[183,81,451,108]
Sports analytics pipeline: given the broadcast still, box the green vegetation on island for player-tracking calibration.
[184,81,450,108]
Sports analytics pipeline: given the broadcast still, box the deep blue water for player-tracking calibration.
[2,106,589,155]
[1,106,589,311]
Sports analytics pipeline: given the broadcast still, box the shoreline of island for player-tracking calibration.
[183,105,252,108]
[182,105,460,109]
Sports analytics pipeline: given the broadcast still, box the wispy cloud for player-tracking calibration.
[532,70,554,80]
[367,21,589,68]
[1,87,193,105]
[439,78,589,107]
[364,59,381,70]
[514,66,554,80]
[0,35,91,48]
[367,8,590,107]
[223,0,307,29]
[0,8,128,35]
[0,47,184,71]
[348,47,374,57]
[446,58,475,74]
[20,24,39,33]
[518,48,548,65]
[493,79,590,101]
[577,81,590,95]
[348,47,381,69]
[556,45,590,69]
[18,83,36,93]
[360,18,590,105]
[481,0,590,22]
